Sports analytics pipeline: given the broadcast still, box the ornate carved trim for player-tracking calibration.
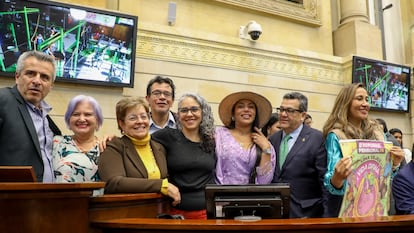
[214,0,321,27]
[136,30,343,84]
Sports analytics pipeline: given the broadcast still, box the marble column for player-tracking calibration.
[339,0,369,24]
[333,0,383,59]
[408,0,414,151]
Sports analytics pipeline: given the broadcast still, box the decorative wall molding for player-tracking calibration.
[136,30,345,84]
[214,0,321,27]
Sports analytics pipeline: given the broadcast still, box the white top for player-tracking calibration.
[403,148,412,163]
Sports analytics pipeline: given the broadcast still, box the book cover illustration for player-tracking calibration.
[338,140,393,217]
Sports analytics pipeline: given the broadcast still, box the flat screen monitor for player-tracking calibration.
[352,56,411,113]
[205,183,290,220]
[0,0,137,87]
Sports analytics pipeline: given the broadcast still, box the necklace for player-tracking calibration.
[73,136,98,153]
[231,129,253,150]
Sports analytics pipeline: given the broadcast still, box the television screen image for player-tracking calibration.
[205,184,290,220]
[0,0,137,87]
[352,56,411,113]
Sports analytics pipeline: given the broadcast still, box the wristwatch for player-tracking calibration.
[263,148,272,154]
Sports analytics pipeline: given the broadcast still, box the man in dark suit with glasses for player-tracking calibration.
[269,92,328,218]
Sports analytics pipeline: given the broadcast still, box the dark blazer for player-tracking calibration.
[385,131,406,215]
[269,125,328,218]
[0,86,60,181]
[98,136,169,194]
[392,161,414,215]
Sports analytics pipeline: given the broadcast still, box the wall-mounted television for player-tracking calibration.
[352,56,411,113]
[205,184,290,220]
[0,0,137,87]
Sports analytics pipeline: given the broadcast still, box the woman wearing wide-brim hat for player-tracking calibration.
[215,91,276,184]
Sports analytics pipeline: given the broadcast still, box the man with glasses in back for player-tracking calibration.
[146,76,177,134]
[268,92,328,218]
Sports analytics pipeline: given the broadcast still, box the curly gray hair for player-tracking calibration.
[176,93,215,153]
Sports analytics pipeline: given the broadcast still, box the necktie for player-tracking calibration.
[279,134,291,168]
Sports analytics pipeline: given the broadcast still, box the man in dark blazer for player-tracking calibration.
[392,158,414,215]
[0,51,61,182]
[269,92,328,218]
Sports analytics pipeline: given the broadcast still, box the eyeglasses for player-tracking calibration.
[151,90,172,98]
[178,106,201,114]
[125,114,149,122]
[276,107,302,115]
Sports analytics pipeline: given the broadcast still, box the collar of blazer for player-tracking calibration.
[119,136,167,178]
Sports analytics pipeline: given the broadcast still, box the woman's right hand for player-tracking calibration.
[331,157,353,189]
[167,183,181,206]
[98,134,116,151]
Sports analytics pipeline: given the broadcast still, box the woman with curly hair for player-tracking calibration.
[152,93,216,219]
[323,83,404,216]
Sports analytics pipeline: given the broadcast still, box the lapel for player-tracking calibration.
[280,126,309,172]
[11,86,42,157]
[121,136,148,177]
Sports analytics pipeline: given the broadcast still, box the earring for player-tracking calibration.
[231,116,235,121]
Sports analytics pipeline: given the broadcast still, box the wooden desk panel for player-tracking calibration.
[89,193,170,221]
[0,182,104,233]
[0,166,36,182]
[91,215,414,233]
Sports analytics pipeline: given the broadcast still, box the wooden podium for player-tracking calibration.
[2,183,414,233]
[0,182,104,233]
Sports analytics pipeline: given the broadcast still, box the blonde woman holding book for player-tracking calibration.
[322,83,404,217]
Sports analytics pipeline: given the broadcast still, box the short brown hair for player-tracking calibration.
[115,97,149,132]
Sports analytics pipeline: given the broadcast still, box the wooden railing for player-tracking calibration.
[2,182,414,233]
[90,215,414,233]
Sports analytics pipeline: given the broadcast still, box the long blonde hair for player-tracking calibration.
[322,83,382,140]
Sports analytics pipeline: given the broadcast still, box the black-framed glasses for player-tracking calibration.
[276,107,302,115]
[178,106,201,114]
[151,90,172,98]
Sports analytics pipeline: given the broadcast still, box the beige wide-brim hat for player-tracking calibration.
[218,91,272,128]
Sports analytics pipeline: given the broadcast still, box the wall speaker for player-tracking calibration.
[168,2,176,26]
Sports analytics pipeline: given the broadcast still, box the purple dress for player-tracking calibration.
[215,126,275,184]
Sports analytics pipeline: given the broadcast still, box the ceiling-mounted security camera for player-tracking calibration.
[239,21,262,41]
